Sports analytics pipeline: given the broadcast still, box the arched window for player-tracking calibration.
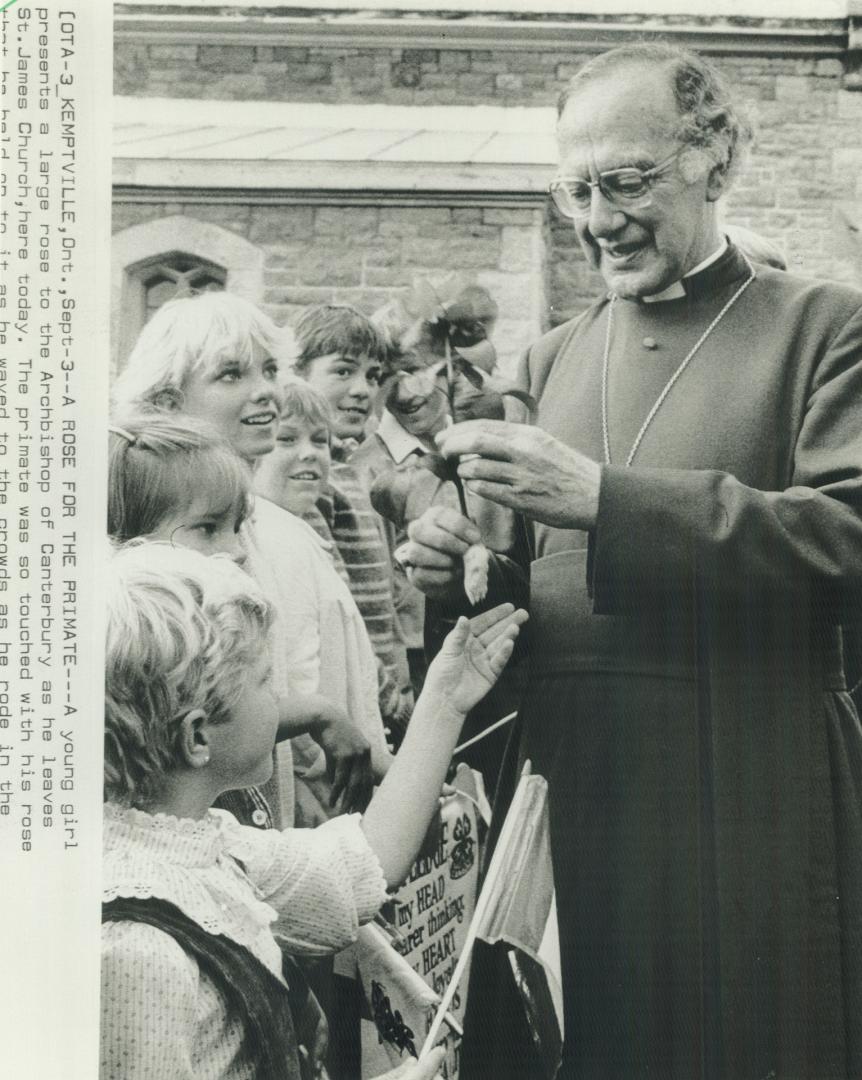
[111,215,266,372]
[134,252,228,324]
[114,252,228,367]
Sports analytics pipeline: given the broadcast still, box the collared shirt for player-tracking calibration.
[375,409,431,465]
[350,417,436,651]
[642,235,729,303]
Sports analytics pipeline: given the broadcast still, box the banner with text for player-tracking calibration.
[359,768,482,1079]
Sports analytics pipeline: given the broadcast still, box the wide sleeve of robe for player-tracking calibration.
[468,263,862,1080]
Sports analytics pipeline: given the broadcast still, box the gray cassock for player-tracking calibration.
[461,243,862,1080]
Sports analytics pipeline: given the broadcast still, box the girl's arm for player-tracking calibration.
[360,603,526,887]
[235,607,523,951]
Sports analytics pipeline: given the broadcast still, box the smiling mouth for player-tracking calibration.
[242,412,276,426]
[339,406,367,419]
[290,472,320,481]
[602,242,645,263]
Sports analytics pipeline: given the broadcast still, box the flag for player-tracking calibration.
[421,767,563,1079]
[355,922,440,1065]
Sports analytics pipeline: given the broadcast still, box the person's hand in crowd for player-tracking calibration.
[279,693,375,812]
[376,1047,446,1079]
[396,686,415,726]
[313,708,375,812]
[401,505,483,599]
[438,419,601,530]
[376,668,415,750]
[423,603,528,717]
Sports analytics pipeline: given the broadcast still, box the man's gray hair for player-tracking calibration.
[557,42,754,187]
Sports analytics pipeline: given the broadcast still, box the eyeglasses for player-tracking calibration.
[549,147,685,220]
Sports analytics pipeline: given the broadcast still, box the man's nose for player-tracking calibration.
[586,188,626,238]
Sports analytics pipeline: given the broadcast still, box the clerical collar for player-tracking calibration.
[641,236,729,303]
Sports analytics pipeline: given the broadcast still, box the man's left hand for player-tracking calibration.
[438,419,601,530]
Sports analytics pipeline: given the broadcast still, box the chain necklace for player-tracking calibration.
[601,254,756,467]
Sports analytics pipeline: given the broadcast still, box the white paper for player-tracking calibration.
[0,1,111,1077]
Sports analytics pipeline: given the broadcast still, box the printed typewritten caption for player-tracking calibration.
[2,5,81,854]
[0,2,109,1076]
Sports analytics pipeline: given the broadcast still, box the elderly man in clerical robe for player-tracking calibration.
[402,43,862,1080]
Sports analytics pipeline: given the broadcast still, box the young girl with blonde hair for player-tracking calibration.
[102,541,524,1079]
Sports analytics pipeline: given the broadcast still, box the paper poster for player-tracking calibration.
[359,767,482,1079]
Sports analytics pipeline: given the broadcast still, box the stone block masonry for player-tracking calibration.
[113,202,548,376]
[113,8,862,335]
[114,43,570,108]
[113,35,862,295]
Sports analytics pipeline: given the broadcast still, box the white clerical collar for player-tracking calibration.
[376,409,430,464]
[641,236,729,303]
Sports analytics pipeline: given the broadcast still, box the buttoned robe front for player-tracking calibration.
[462,246,862,1080]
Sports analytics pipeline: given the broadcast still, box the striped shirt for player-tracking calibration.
[321,449,411,731]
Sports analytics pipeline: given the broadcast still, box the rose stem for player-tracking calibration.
[444,336,470,518]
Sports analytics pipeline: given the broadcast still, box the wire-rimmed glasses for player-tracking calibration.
[549,147,686,220]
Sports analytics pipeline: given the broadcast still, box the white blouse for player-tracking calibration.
[101,803,387,1080]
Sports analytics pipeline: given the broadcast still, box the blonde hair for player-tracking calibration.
[113,292,296,412]
[104,543,272,806]
[279,379,335,433]
[108,410,253,542]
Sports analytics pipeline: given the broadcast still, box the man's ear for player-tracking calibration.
[178,708,211,769]
[706,154,731,203]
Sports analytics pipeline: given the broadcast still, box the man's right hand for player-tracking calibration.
[401,506,482,599]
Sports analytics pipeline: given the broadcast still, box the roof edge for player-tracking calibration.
[114,12,850,57]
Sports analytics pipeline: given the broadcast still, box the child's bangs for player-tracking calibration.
[280,381,334,433]
[187,297,296,380]
[108,412,253,542]
[295,303,388,365]
[170,445,252,526]
[125,445,251,541]
[116,293,296,410]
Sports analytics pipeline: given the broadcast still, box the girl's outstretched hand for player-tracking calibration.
[424,603,528,716]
